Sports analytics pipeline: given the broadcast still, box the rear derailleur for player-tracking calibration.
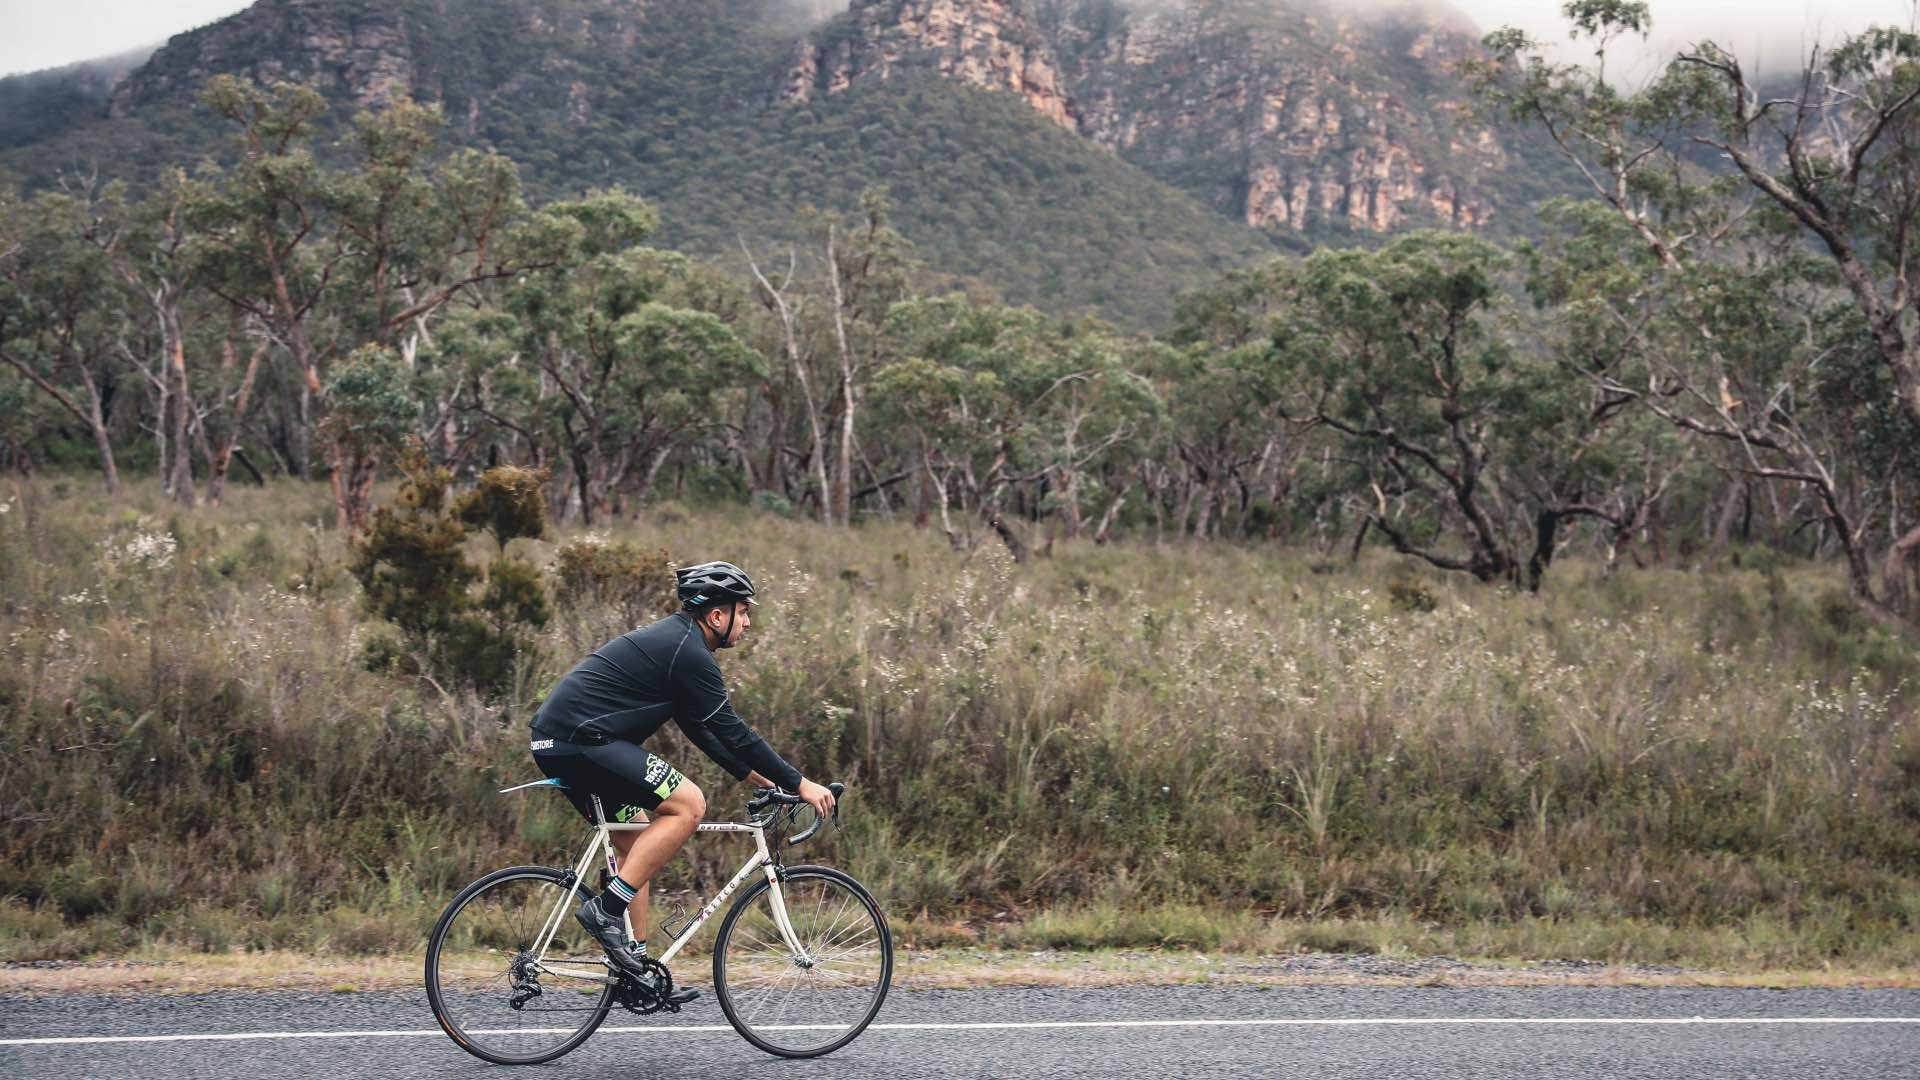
[507,951,543,1010]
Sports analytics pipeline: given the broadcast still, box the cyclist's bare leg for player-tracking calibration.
[609,820,651,941]
[611,782,705,929]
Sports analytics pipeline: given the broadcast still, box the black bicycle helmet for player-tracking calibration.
[676,560,758,610]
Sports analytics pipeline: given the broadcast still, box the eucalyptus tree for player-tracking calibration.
[0,191,123,491]
[741,241,831,522]
[872,296,1030,547]
[874,297,1157,548]
[501,190,761,522]
[1667,26,1920,617]
[1025,327,1158,540]
[320,345,419,532]
[1283,233,1531,583]
[330,92,549,353]
[1472,0,1920,622]
[819,188,914,527]
[330,94,548,469]
[85,173,204,505]
[201,306,271,506]
[189,76,339,479]
[1167,261,1314,541]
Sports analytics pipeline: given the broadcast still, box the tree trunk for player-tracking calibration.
[1093,480,1131,545]
[233,448,267,486]
[1527,508,1561,593]
[633,444,674,509]
[1881,521,1920,622]
[329,448,352,532]
[1705,473,1746,563]
[208,336,266,508]
[1058,466,1085,539]
[166,315,196,507]
[77,368,120,494]
[293,378,312,479]
[913,457,931,530]
[89,395,120,494]
[825,229,857,529]
[988,514,1028,563]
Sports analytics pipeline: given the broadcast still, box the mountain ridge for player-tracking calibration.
[0,0,1578,326]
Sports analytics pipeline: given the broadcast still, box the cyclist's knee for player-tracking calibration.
[661,781,705,824]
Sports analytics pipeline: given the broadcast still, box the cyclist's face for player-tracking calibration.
[711,601,751,647]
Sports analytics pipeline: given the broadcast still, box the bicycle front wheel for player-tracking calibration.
[713,864,893,1057]
[424,865,616,1064]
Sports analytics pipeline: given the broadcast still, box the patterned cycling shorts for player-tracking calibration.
[532,738,686,824]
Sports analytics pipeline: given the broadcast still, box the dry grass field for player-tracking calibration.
[2,476,1916,975]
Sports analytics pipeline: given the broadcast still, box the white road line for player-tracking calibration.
[4,1016,1918,1047]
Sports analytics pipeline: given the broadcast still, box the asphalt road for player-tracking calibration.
[3,984,1916,1079]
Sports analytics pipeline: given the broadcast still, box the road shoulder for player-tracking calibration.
[5,948,1914,996]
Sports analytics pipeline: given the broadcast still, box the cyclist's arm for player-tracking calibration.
[672,651,804,791]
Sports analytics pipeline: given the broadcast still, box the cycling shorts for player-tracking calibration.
[532,737,686,824]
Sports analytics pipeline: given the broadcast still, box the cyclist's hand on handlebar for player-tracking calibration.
[797,778,837,817]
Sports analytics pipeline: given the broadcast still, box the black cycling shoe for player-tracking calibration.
[574,896,651,981]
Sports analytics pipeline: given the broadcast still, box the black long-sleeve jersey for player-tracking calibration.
[530,611,803,791]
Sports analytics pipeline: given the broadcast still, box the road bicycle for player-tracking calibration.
[424,779,892,1063]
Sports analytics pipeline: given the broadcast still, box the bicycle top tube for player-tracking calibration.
[496,776,841,846]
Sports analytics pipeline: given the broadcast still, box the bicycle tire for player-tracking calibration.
[424,865,616,1065]
[712,864,893,1058]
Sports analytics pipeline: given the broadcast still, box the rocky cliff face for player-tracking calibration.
[98,0,1519,244]
[105,0,652,124]
[107,0,416,116]
[780,0,1079,130]
[782,0,1506,236]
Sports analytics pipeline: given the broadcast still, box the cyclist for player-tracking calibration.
[528,560,837,1000]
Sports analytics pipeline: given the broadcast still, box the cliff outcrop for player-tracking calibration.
[104,0,653,124]
[781,0,1080,131]
[108,0,416,116]
[1042,0,1504,233]
[781,0,1507,235]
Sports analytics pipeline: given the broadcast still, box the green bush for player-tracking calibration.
[349,451,550,697]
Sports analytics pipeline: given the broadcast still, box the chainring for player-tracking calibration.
[612,954,675,1015]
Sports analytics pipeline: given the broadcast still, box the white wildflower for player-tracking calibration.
[104,530,178,570]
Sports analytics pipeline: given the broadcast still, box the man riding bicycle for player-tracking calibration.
[528,560,837,1002]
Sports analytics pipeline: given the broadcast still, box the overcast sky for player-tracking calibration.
[0,0,1914,78]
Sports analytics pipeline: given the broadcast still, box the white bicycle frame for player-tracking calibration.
[499,779,813,985]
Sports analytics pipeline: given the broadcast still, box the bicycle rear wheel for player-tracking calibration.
[425,865,616,1064]
[712,864,893,1057]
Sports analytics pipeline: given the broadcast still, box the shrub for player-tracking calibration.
[348,449,551,697]
[1386,578,1438,613]
[550,536,677,649]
